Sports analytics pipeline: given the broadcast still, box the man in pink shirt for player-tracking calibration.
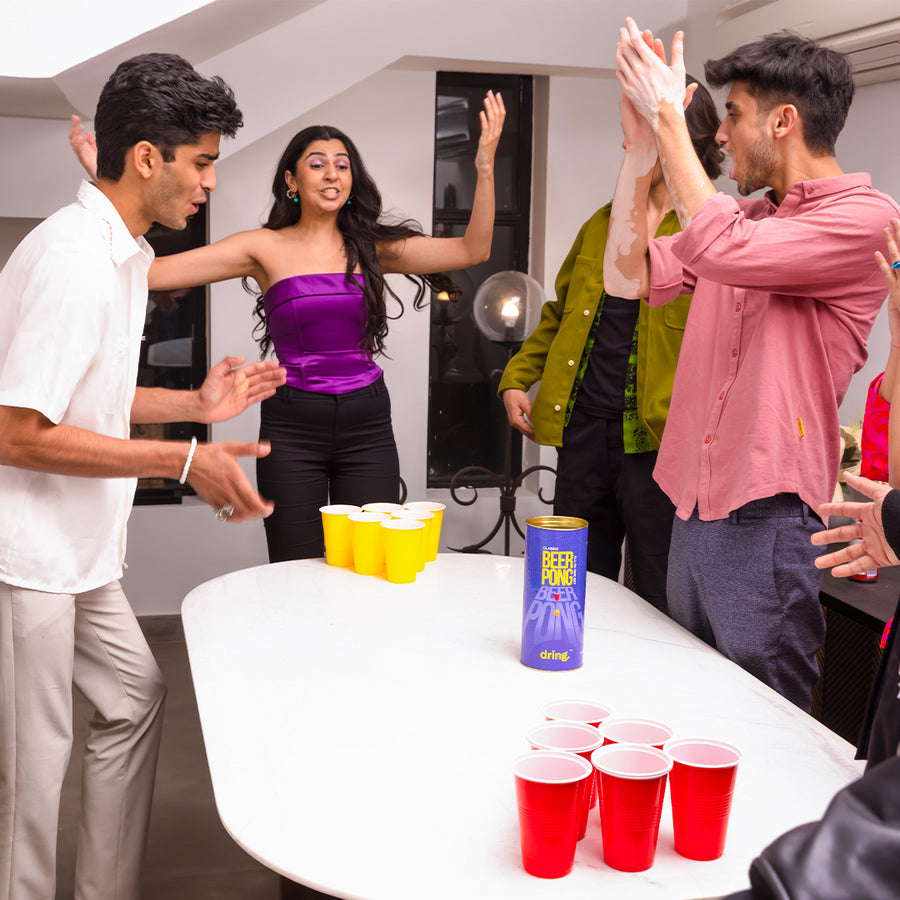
[604,20,900,711]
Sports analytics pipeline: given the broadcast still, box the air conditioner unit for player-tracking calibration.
[821,21,900,87]
[716,1,900,85]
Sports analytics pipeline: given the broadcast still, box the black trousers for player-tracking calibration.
[256,377,400,562]
[553,407,674,613]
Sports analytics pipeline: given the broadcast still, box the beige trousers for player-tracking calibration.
[0,581,166,900]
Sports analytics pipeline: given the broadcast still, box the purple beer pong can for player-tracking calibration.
[521,516,587,671]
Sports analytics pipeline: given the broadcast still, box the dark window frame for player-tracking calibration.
[132,207,210,505]
[427,71,533,489]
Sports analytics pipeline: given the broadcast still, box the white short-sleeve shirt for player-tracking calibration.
[0,181,153,593]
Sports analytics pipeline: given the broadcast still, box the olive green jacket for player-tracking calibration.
[497,202,690,448]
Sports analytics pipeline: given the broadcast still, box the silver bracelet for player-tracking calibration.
[179,436,197,484]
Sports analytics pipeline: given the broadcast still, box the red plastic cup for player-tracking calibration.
[512,750,593,878]
[543,698,613,728]
[590,743,672,872]
[543,700,612,812]
[525,721,602,840]
[664,738,742,861]
[598,717,674,749]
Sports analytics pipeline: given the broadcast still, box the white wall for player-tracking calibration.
[834,79,900,423]
[125,66,579,613]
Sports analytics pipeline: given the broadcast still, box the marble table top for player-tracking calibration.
[181,554,863,899]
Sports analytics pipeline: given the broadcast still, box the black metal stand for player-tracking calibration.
[448,346,555,555]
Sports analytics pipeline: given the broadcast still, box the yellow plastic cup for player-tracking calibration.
[361,502,403,514]
[381,519,424,584]
[403,501,446,561]
[390,509,433,571]
[348,511,389,576]
[319,504,360,567]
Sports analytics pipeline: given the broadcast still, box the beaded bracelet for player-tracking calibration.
[179,436,198,484]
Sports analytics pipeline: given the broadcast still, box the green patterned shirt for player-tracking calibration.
[564,293,654,454]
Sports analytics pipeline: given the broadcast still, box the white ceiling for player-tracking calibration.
[3,0,896,127]
[0,0,323,118]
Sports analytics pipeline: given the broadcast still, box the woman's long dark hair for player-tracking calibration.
[247,125,459,358]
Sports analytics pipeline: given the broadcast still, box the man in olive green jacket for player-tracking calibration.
[498,78,722,611]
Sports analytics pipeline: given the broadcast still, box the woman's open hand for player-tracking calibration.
[474,90,506,175]
[69,115,98,181]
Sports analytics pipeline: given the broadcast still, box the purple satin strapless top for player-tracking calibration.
[263,272,382,394]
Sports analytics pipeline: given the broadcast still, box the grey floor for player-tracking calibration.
[55,615,284,899]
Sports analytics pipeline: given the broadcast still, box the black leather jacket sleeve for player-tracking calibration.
[721,753,900,900]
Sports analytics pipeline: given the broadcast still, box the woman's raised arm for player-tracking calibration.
[70,115,98,179]
[877,218,900,486]
[148,230,267,291]
[70,116,268,292]
[379,90,505,275]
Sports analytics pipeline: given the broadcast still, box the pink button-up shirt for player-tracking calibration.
[648,175,899,521]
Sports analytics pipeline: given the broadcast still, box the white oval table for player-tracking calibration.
[181,554,863,899]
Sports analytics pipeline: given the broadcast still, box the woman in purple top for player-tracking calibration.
[71,92,505,560]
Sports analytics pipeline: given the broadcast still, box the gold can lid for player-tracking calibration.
[525,516,588,531]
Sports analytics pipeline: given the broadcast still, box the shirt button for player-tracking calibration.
[567,359,575,367]
[734,303,742,312]
[704,434,712,444]
[554,404,561,412]
[718,392,725,400]
[731,348,738,357]
[583,309,591,316]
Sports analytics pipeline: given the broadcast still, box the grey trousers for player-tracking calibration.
[0,580,167,900]
[667,494,825,712]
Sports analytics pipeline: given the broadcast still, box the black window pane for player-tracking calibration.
[132,209,209,503]
[434,75,522,215]
[428,73,532,490]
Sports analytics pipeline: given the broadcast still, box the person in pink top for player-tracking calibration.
[861,221,900,486]
[603,20,900,711]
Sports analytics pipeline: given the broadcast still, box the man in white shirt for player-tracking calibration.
[0,53,284,899]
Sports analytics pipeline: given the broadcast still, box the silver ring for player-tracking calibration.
[214,504,236,522]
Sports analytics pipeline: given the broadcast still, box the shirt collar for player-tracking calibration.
[765,172,873,211]
[76,180,154,268]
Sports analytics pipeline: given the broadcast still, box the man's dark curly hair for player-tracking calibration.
[95,52,243,181]
[704,32,854,156]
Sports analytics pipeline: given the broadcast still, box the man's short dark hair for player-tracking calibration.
[94,53,243,181]
[704,32,854,156]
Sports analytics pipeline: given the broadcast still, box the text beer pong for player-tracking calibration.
[521,516,587,670]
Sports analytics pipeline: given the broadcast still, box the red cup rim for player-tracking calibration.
[513,750,593,784]
[598,716,674,745]
[542,699,613,723]
[663,738,742,768]
[591,742,673,779]
[526,720,603,753]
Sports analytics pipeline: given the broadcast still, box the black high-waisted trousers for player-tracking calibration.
[256,376,401,562]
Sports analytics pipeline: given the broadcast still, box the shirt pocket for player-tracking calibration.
[663,292,692,331]
[563,255,601,313]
